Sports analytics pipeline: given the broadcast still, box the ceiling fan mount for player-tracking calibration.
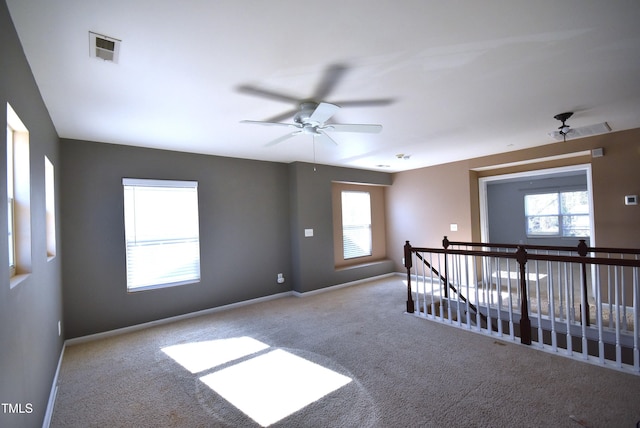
[554,112,573,124]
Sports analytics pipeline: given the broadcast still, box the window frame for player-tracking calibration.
[524,190,590,238]
[122,178,201,292]
[332,182,387,268]
[6,103,31,284]
[341,190,373,260]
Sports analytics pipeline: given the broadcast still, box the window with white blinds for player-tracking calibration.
[341,191,372,260]
[123,178,200,291]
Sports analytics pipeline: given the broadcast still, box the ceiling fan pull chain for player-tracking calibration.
[313,136,317,171]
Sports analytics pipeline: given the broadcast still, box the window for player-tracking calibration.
[524,190,590,237]
[7,125,14,275]
[123,178,200,291]
[45,156,56,259]
[332,183,387,267]
[7,103,31,281]
[341,191,372,260]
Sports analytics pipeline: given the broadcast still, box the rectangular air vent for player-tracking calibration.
[89,32,121,63]
[548,122,611,141]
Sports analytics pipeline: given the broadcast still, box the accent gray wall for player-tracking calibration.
[0,2,64,427]
[487,173,588,246]
[288,162,394,293]
[60,139,292,338]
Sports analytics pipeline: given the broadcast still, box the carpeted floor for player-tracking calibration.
[51,276,640,427]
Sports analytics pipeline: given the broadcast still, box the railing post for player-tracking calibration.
[577,239,591,326]
[404,241,414,313]
[442,236,449,298]
[516,245,532,345]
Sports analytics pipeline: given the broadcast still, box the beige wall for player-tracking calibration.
[386,128,640,271]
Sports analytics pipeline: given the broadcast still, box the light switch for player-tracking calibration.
[304,228,314,237]
[450,223,458,232]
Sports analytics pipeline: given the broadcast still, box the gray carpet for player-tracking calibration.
[51,276,640,427]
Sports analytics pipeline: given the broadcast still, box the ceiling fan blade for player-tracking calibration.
[323,123,382,133]
[263,109,300,123]
[264,131,302,147]
[333,98,395,107]
[240,120,299,129]
[236,84,300,104]
[309,102,340,123]
[312,63,348,100]
[317,131,339,146]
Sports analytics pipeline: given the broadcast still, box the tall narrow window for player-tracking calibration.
[45,156,56,258]
[7,103,31,282]
[341,191,372,259]
[123,178,200,291]
[7,124,15,275]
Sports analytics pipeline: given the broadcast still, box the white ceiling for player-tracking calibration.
[6,1,640,172]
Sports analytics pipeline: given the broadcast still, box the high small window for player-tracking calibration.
[7,103,31,282]
[123,178,200,291]
[45,156,56,259]
[525,190,590,237]
[341,191,372,259]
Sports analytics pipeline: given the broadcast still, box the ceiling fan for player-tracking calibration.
[237,63,394,123]
[241,101,382,146]
[549,111,612,142]
[554,112,573,142]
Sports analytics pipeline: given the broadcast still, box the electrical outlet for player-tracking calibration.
[277,273,285,284]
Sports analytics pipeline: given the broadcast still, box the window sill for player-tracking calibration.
[10,273,30,289]
[335,259,390,272]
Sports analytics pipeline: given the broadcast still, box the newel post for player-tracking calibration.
[516,245,532,345]
[442,236,449,298]
[404,241,414,313]
[577,239,591,326]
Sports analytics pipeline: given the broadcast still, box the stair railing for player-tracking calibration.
[404,237,640,373]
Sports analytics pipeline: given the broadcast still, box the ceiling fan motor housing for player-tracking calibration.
[294,102,321,125]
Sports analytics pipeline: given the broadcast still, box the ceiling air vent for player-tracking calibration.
[89,32,121,63]
[548,122,611,142]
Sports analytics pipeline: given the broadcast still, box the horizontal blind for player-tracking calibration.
[341,191,372,260]
[123,178,200,290]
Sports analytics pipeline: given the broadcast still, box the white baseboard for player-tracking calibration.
[292,273,395,297]
[66,274,397,346]
[42,345,65,428]
[65,291,294,346]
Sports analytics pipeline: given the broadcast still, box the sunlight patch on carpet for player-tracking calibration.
[161,337,269,373]
[199,349,352,427]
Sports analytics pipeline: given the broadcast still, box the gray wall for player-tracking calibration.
[487,172,588,246]
[289,162,394,293]
[60,139,292,338]
[60,149,395,338]
[0,2,64,427]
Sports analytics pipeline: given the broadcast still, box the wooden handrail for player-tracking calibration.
[404,237,640,346]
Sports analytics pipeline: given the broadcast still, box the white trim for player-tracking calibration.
[471,151,591,171]
[65,274,395,345]
[292,273,394,297]
[42,345,65,428]
[478,164,595,247]
[122,177,197,188]
[65,291,293,346]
